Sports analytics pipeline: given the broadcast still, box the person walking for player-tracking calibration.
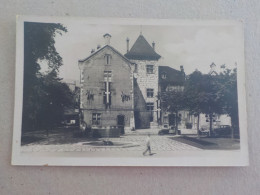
[143,134,152,156]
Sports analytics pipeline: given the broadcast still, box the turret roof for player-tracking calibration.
[124,34,161,61]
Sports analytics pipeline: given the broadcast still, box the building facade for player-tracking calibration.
[125,34,161,129]
[78,34,135,131]
[158,65,187,129]
[78,33,230,133]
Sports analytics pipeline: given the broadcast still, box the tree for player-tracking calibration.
[22,22,71,132]
[161,89,186,135]
[185,71,224,136]
[184,71,204,137]
[217,67,239,137]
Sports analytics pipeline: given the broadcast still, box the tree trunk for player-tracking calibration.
[209,113,213,137]
[176,111,179,135]
[197,114,200,138]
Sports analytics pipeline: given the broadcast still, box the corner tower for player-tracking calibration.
[125,34,161,129]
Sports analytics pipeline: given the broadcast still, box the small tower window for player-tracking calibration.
[146,65,154,74]
[146,102,154,111]
[105,54,111,65]
[146,88,154,98]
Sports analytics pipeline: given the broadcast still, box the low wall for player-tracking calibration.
[92,126,122,138]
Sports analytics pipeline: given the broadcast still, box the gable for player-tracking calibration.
[79,45,133,66]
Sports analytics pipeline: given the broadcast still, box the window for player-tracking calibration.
[104,71,112,82]
[92,113,101,125]
[134,63,138,73]
[146,102,154,111]
[166,85,184,92]
[161,72,166,79]
[146,65,154,74]
[103,82,111,109]
[146,88,154,98]
[105,54,111,65]
[146,103,154,121]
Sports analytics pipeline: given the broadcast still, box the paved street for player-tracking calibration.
[21,128,202,156]
[21,127,240,157]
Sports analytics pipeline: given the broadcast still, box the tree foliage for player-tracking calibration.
[161,66,239,135]
[22,22,72,132]
[184,68,239,134]
[161,89,186,133]
[217,68,239,133]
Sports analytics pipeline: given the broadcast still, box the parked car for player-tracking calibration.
[213,125,232,137]
[199,125,209,136]
[158,124,170,135]
[158,124,177,135]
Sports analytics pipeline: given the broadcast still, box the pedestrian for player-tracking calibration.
[143,133,152,156]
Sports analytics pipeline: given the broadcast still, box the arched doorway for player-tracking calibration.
[117,115,125,134]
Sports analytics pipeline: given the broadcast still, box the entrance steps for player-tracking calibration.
[150,122,159,129]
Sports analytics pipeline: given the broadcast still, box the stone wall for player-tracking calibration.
[132,59,159,125]
[78,46,135,129]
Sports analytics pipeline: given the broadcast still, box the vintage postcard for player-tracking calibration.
[12,16,248,166]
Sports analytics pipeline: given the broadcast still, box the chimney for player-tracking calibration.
[91,49,95,53]
[97,44,101,50]
[180,65,184,72]
[103,33,112,45]
[126,37,129,52]
[152,41,155,50]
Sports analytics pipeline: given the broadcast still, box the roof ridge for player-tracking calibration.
[78,45,133,65]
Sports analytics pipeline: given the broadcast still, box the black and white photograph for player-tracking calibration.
[12,16,248,166]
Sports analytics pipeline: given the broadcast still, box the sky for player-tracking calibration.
[42,20,243,81]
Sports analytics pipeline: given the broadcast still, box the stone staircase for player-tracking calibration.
[150,122,159,129]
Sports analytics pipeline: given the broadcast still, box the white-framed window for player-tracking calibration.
[146,88,154,98]
[104,70,112,82]
[146,102,154,111]
[146,65,154,74]
[92,113,101,125]
[105,54,111,65]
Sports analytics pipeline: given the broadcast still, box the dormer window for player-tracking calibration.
[105,54,111,65]
[161,72,167,79]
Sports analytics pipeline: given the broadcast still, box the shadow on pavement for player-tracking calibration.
[170,136,240,150]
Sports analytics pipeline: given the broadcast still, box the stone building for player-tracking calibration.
[78,34,135,131]
[125,34,161,129]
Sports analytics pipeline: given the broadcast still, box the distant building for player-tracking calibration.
[62,79,80,127]
[158,65,188,128]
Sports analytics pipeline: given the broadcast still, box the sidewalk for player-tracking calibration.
[179,128,198,135]
[125,128,159,136]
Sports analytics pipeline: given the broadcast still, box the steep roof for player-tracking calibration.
[78,45,133,65]
[124,34,161,61]
[159,66,185,86]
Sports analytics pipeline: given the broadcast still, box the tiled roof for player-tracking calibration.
[124,34,161,61]
[159,66,185,85]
